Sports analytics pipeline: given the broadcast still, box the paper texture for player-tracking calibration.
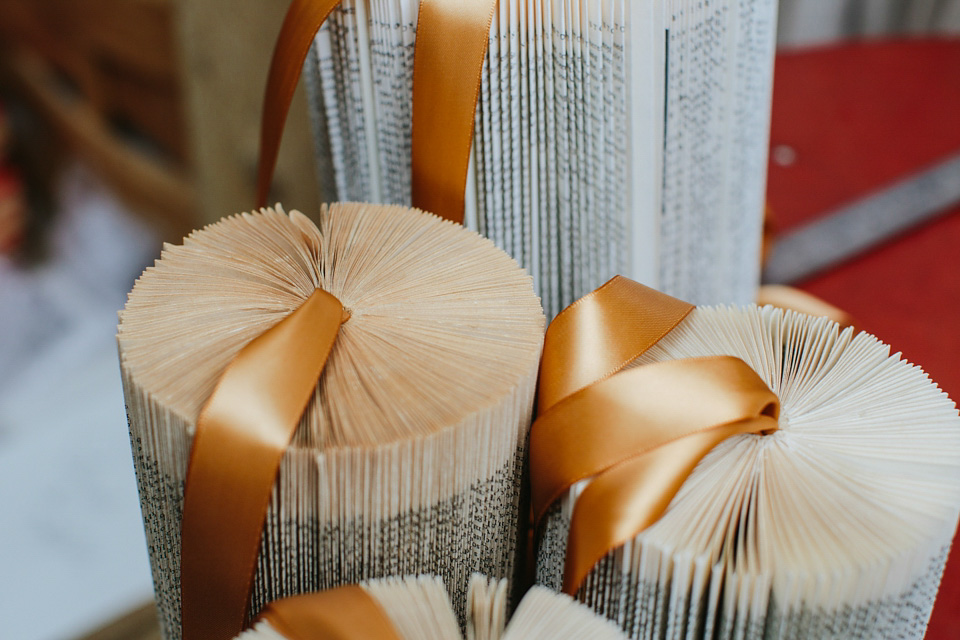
[535,306,960,639]
[305,0,778,316]
[118,204,545,638]
[235,575,627,639]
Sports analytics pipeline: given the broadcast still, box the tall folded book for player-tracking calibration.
[118,203,545,639]
[533,280,960,639]
[302,0,778,315]
[235,575,627,639]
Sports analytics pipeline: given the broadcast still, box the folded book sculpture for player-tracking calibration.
[119,203,545,639]
[532,277,960,639]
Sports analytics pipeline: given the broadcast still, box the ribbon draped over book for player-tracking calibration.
[210,0,503,630]
[124,204,546,640]
[258,0,498,223]
[206,0,505,632]
[530,276,780,594]
[181,289,347,639]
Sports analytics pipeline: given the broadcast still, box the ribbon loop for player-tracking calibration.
[181,288,345,640]
[531,356,780,525]
[256,0,345,209]
[256,0,498,224]
[531,278,780,595]
[409,0,499,223]
[537,276,694,413]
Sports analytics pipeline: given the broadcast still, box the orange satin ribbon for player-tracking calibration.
[761,203,777,266]
[256,0,344,210]
[537,277,695,414]
[197,0,499,631]
[260,586,401,640]
[256,0,498,224]
[181,289,345,640]
[530,277,780,594]
[409,0,498,222]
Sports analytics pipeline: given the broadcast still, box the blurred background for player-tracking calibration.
[0,1,958,638]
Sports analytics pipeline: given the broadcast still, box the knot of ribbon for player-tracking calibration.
[530,276,781,595]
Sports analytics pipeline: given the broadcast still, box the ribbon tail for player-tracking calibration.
[181,288,344,639]
[256,0,344,209]
[410,0,499,223]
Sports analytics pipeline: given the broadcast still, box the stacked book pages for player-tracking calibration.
[305,0,778,316]
[236,575,627,639]
[118,203,545,638]
[535,305,960,639]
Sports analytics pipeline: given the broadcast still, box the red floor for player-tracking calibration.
[766,38,960,639]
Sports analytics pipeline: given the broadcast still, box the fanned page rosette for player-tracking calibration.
[535,306,960,639]
[235,575,627,639]
[118,204,544,639]
[305,0,778,316]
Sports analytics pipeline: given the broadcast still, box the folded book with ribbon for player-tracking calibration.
[531,276,960,639]
[118,203,545,639]
[263,0,776,317]
[234,574,626,640]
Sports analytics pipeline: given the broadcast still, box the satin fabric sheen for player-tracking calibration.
[530,277,780,594]
[256,0,345,209]
[256,0,498,225]
[261,587,402,640]
[537,276,695,413]
[409,0,498,222]
[181,289,345,640]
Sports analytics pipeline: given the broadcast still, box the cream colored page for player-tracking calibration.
[536,306,960,639]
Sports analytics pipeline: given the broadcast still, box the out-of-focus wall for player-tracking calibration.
[177,0,321,225]
[778,0,960,48]
[0,0,321,236]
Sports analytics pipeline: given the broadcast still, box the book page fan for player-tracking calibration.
[233,575,628,640]
[119,203,545,639]
[532,277,960,639]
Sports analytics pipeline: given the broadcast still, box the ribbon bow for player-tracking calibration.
[530,277,780,594]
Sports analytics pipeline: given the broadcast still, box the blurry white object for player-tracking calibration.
[0,161,158,640]
[0,162,158,387]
